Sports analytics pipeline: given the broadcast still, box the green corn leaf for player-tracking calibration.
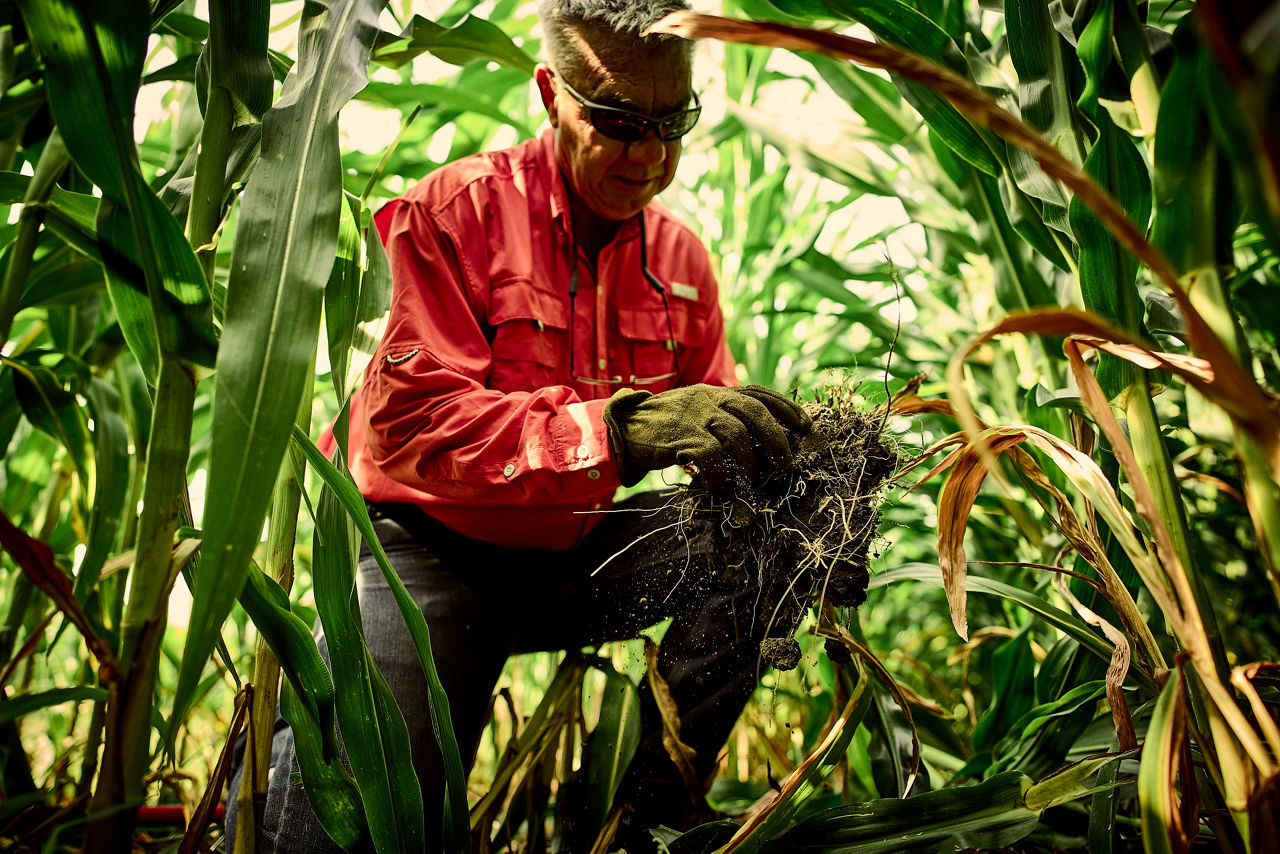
[584,667,641,838]
[93,202,161,382]
[839,0,1000,177]
[1150,32,1215,277]
[292,424,470,853]
[279,680,370,850]
[987,681,1108,779]
[373,14,537,75]
[204,0,272,121]
[1075,0,1115,121]
[359,80,536,138]
[72,376,130,601]
[968,169,1057,311]
[20,252,107,311]
[172,0,388,743]
[312,446,424,853]
[0,687,107,726]
[357,206,391,326]
[1004,0,1084,231]
[142,53,199,85]
[1087,746,1126,852]
[324,192,365,404]
[8,355,93,495]
[155,11,210,44]
[998,176,1074,273]
[1067,113,1151,397]
[1024,752,1129,813]
[749,0,1001,175]
[759,771,1039,853]
[971,631,1036,755]
[805,54,914,144]
[871,565,1121,677]
[19,0,218,375]
[238,563,339,749]
[1137,669,1187,854]
[864,680,921,800]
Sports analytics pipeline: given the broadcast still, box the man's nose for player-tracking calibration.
[627,130,667,164]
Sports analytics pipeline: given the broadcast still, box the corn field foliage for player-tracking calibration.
[0,0,1276,851]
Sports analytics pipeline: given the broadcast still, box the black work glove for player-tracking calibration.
[602,384,812,489]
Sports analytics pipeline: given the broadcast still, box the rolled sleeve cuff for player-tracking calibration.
[550,398,617,485]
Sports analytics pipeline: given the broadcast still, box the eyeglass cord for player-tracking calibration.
[568,212,682,381]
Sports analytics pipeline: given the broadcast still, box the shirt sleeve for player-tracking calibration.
[361,196,621,503]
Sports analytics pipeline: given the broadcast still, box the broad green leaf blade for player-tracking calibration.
[279,680,370,850]
[19,0,218,373]
[967,169,1056,311]
[1150,31,1214,277]
[95,201,162,381]
[970,631,1036,755]
[871,565,1118,671]
[987,681,1107,779]
[173,0,388,740]
[357,205,391,325]
[359,80,536,138]
[1024,753,1128,812]
[1137,669,1187,854]
[324,192,364,403]
[205,0,272,120]
[239,563,338,743]
[292,424,470,853]
[72,376,131,600]
[312,453,424,853]
[9,356,93,494]
[372,14,537,74]
[837,0,1001,176]
[1004,0,1084,227]
[1067,113,1151,397]
[0,686,108,726]
[760,771,1039,853]
[584,667,641,837]
[1088,743,1126,853]
[863,681,920,800]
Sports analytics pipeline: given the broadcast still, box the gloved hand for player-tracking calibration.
[602,384,811,489]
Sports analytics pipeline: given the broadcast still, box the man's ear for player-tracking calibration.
[535,64,558,126]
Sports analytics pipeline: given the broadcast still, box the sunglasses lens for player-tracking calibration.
[658,107,701,140]
[590,108,649,142]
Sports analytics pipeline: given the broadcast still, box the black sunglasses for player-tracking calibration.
[554,72,701,143]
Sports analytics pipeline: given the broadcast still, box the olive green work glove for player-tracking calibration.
[602,384,812,489]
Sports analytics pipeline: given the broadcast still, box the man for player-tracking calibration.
[237,0,810,850]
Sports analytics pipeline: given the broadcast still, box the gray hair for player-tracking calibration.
[538,0,694,88]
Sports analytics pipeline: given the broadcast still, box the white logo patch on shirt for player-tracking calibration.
[670,282,699,301]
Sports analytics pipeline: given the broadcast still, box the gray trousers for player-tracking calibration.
[226,491,779,852]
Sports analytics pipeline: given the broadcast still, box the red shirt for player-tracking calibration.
[340,131,736,549]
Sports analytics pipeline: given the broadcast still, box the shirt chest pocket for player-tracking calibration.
[487,279,569,393]
[616,299,709,387]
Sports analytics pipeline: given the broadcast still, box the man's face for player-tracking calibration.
[539,44,693,222]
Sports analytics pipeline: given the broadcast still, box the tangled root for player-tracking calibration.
[677,387,899,669]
